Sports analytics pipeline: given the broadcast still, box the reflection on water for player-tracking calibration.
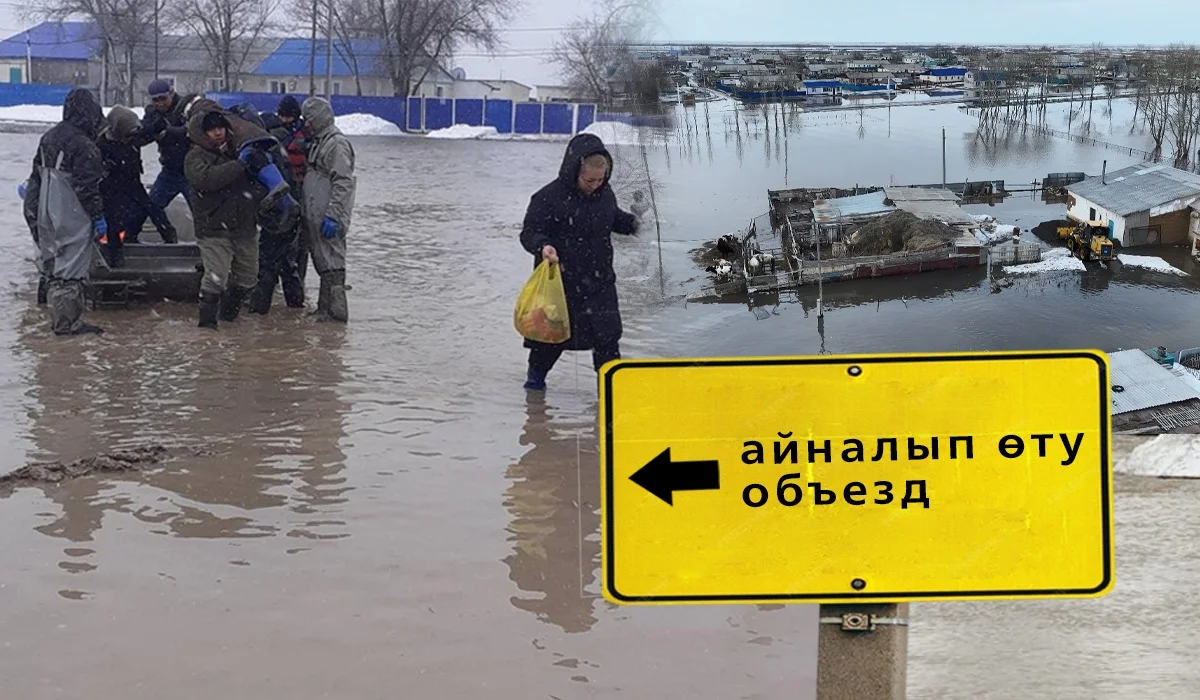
[504,393,601,635]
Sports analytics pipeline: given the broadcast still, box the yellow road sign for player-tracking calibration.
[599,350,1114,605]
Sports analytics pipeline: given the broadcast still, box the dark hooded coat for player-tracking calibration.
[182,104,260,240]
[22,88,106,232]
[98,105,152,229]
[518,133,638,352]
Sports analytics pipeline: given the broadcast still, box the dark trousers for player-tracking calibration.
[528,341,621,375]
[250,225,305,311]
[127,169,190,241]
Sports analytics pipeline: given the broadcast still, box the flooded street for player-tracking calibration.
[0,102,1198,698]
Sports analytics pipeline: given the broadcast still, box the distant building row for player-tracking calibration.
[0,21,581,105]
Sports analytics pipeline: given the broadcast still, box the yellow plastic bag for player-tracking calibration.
[514,260,571,344]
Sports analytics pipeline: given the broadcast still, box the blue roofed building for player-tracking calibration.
[0,21,99,86]
[251,38,456,98]
[918,67,968,85]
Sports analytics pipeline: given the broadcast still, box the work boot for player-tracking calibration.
[325,269,348,322]
[524,366,548,392]
[159,226,178,244]
[198,292,220,329]
[218,286,250,322]
[309,274,332,318]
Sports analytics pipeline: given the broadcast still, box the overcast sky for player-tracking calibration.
[4,0,1200,88]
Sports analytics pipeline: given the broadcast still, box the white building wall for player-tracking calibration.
[1066,192,1129,244]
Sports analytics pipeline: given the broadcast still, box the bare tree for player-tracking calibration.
[289,0,379,96]
[169,0,279,92]
[27,0,164,105]
[372,0,519,97]
[549,0,659,108]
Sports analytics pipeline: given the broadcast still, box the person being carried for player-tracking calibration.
[518,133,639,391]
[184,100,295,328]
[229,102,304,315]
[266,95,311,300]
[96,105,158,268]
[300,97,356,322]
[21,87,108,336]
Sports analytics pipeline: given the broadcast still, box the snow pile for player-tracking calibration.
[582,120,646,146]
[336,113,404,136]
[970,213,1020,243]
[1118,254,1189,276]
[1117,435,1200,478]
[1002,247,1085,274]
[426,124,499,139]
[0,104,122,123]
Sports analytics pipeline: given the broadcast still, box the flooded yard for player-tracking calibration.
[0,98,1197,698]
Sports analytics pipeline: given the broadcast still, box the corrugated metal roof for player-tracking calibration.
[254,38,387,77]
[891,199,978,226]
[1109,349,1200,414]
[1068,164,1200,217]
[0,21,99,61]
[811,190,894,222]
[929,67,968,76]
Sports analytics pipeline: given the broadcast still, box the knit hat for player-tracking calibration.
[277,95,301,118]
[201,110,229,132]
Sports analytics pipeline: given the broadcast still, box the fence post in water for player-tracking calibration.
[817,603,910,700]
[941,128,947,189]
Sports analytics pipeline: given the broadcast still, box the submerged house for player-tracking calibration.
[1065,164,1200,248]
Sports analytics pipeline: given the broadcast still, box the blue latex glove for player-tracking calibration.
[321,217,339,238]
[238,146,254,164]
[17,181,27,199]
[93,218,108,241]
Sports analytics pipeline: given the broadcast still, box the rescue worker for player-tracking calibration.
[184,99,298,328]
[21,87,108,336]
[517,133,639,391]
[96,105,158,268]
[301,96,356,322]
[133,79,196,244]
[229,102,304,314]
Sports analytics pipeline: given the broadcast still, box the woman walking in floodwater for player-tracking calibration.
[518,133,640,391]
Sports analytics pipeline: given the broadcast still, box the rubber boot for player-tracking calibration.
[254,163,296,216]
[247,281,273,315]
[198,292,220,328]
[325,269,348,322]
[219,286,250,322]
[36,275,47,306]
[309,274,331,318]
[524,366,548,391]
[160,225,178,244]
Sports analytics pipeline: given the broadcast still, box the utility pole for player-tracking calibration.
[941,127,947,189]
[324,0,334,99]
[154,0,160,76]
[817,603,910,700]
[309,0,318,95]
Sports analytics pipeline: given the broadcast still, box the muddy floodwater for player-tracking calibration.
[0,106,1197,698]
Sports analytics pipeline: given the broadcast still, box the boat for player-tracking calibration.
[88,242,203,308]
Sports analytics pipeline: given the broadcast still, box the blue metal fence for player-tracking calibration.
[205,91,603,136]
[5,84,629,136]
[0,82,76,108]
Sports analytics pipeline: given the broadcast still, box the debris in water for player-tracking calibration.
[691,233,742,267]
[0,445,167,492]
[845,211,960,256]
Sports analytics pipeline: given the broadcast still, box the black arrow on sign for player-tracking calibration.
[629,448,720,505]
